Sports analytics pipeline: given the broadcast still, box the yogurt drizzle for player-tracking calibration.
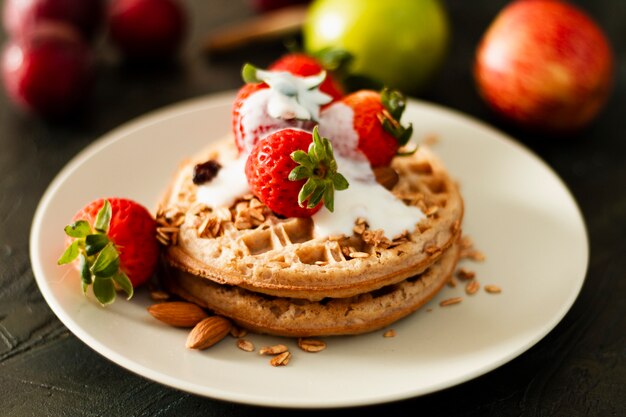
[195,70,425,239]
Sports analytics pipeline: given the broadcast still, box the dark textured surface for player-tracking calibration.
[1,0,625,415]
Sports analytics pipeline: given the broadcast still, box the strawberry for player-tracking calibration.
[321,88,413,167]
[231,63,333,154]
[269,53,344,102]
[231,82,269,153]
[245,126,348,218]
[58,198,159,306]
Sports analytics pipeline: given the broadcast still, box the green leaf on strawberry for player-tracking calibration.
[57,199,134,306]
[379,87,414,148]
[58,240,80,265]
[94,199,111,233]
[93,277,116,306]
[64,220,91,238]
[289,126,349,212]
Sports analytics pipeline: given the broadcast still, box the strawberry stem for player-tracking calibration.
[288,126,349,212]
[380,88,414,148]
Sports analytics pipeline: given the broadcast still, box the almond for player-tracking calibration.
[147,302,208,327]
[186,316,232,350]
[373,166,400,190]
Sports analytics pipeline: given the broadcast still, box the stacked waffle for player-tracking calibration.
[158,138,464,337]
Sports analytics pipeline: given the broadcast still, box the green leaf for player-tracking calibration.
[289,165,312,181]
[64,220,91,238]
[78,253,92,286]
[57,240,80,265]
[332,173,349,191]
[93,277,116,306]
[307,183,326,208]
[82,282,89,295]
[94,200,112,234]
[90,243,120,278]
[112,271,134,300]
[313,47,354,72]
[323,185,335,213]
[291,150,315,170]
[298,178,318,207]
[241,63,260,83]
[381,88,407,120]
[85,234,110,256]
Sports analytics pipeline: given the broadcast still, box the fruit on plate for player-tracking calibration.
[303,0,450,94]
[269,52,344,101]
[232,63,332,153]
[1,22,94,118]
[245,126,349,218]
[319,88,413,167]
[58,198,159,306]
[3,0,105,41]
[108,0,187,60]
[474,0,614,133]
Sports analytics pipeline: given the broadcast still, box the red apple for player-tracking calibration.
[108,0,187,60]
[474,0,614,134]
[2,22,94,118]
[3,0,105,41]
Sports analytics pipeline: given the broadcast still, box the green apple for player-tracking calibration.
[303,0,450,94]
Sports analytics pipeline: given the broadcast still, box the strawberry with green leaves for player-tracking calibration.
[58,198,159,306]
[269,52,345,102]
[320,88,414,167]
[245,126,349,218]
[232,62,333,154]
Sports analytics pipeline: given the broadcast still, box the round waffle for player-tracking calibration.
[159,137,463,301]
[163,242,460,337]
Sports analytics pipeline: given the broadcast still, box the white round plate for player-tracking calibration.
[30,92,588,408]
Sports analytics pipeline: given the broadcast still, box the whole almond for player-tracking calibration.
[186,316,232,350]
[148,302,208,327]
[373,166,400,190]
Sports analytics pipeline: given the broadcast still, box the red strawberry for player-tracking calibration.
[321,89,413,167]
[231,63,331,153]
[58,198,159,305]
[245,126,348,218]
[269,53,344,102]
[231,82,268,153]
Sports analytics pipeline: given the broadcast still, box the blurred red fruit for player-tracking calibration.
[3,0,105,41]
[108,0,186,60]
[1,22,94,118]
[474,0,614,134]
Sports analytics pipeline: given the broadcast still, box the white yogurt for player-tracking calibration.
[238,89,311,153]
[312,155,425,238]
[318,102,364,161]
[255,69,332,121]
[195,156,249,209]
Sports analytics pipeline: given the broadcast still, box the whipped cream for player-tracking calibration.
[195,156,249,209]
[255,69,332,121]
[238,88,315,153]
[312,154,425,238]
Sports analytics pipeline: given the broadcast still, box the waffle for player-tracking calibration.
[160,137,463,301]
[163,242,460,337]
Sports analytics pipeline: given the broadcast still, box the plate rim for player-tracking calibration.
[29,92,589,408]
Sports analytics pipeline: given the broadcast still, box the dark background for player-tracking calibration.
[0,0,624,415]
